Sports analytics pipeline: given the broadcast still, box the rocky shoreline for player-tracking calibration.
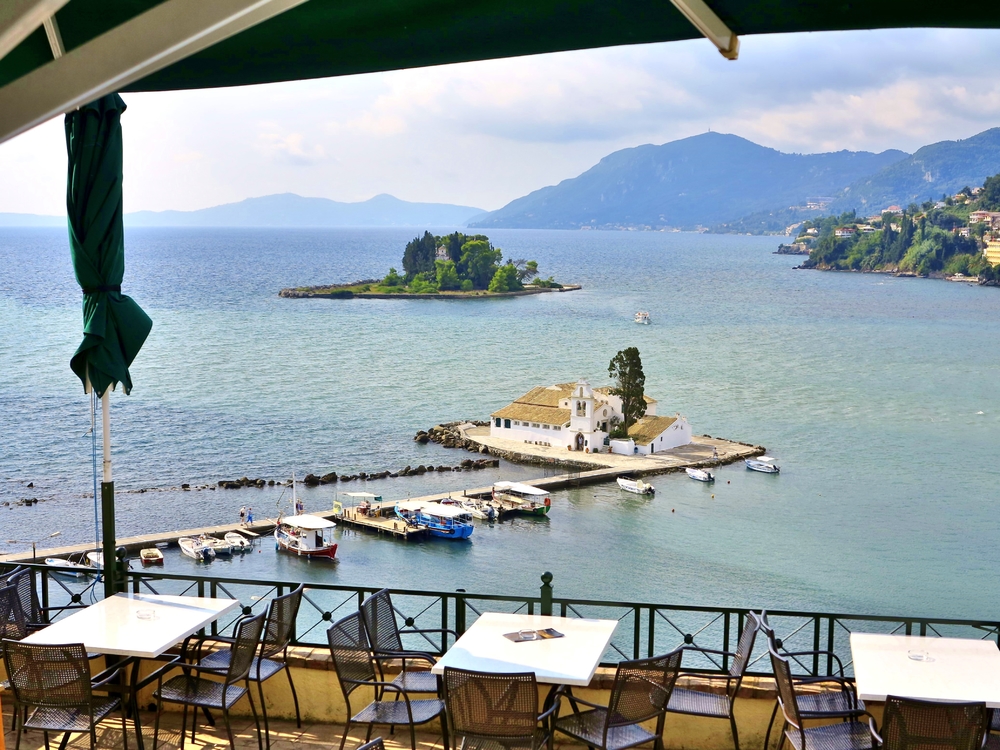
[794,265,997,285]
[279,282,581,299]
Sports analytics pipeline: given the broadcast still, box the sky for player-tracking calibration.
[3,27,1000,215]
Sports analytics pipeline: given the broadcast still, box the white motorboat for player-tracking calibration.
[491,481,552,516]
[461,499,497,521]
[745,457,780,474]
[685,468,715,483]
[45,557,92,578]
[617,477,655,495]
[634,311,650,324]
[275,514,338,559]
[199,535,233,556]
[224,531,252,552]
[179,537,215,562]
[86,551,104,569]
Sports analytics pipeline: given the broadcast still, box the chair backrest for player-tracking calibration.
[606,649,683,729]
[881,695,986,750]
[2,640,93,708]
[8,569,41,627]
[443,667,540,743]
[261,584,304,659]
[0,583,23,642]
[770,647,804,741]
[360,588,403,654]
[356,739,385,750]
[327,611,376,697]
[226,613,266,686]
[0,566,25,587]
[728,611,761,678]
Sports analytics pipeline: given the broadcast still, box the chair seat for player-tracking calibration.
[156,673,247,710]
[666,686,731,718]
[391,670,439,694]
[200,651,286,682]
[785,720,873,750]
[799,691,865,718]
[555,708,659,750]
[24,698,120,733]
[352,698,445,726]
[454,736,547,750]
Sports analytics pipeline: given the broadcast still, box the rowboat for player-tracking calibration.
[617,477,655,495]
[45,557,92,578]
[745,457,780,474]
[179,537,215,562]
[274,514,338,559]
[394,501,474,539]
[139,547,164,566]
[491,481,552,516]
[224,531,252,552]
[685,468,715,483]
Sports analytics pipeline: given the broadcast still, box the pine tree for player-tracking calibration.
[608,347,646,432]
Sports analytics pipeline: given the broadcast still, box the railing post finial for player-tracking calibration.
[540,572,553,616]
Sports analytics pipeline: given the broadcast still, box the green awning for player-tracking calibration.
[3,0,1000,94]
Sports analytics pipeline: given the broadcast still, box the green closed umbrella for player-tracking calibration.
[65,93,152,598]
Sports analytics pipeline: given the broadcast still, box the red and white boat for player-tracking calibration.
[274,514,338,559]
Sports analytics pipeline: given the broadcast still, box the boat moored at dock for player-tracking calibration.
[139,547,164,566]
[45,557,92,577]
[394,500,474,539]
[199,535,233,557]
[685,468,715,483]
[179,537,215,562]
[274,514,339,559]
[617,477,655,495]
[491,481,552,516]
[86,550,104,569]
[224,531,252,552]
[745,457,780,474]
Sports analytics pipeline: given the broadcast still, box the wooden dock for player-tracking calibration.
[334,507,426,539]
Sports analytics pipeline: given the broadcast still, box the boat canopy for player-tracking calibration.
[280,514,337,530]
[494,481,548,496]
[343,492,381,499]
[397,500,470,518]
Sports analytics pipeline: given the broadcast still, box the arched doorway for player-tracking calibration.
[575,433,585,451]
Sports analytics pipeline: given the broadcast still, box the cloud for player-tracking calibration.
[255,127,328,165]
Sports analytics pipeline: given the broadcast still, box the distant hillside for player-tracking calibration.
[125,193,486,228]
[826,128,1000,215]
[470,133,907,230]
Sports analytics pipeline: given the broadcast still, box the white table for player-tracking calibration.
[851,633,1000,707]
[432,612,618,687]
[25,593,240,657]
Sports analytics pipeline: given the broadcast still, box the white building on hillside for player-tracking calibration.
[490,379,692,455]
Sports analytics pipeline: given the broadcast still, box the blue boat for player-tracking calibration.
[394,500,474,539]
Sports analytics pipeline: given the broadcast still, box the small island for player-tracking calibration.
[280,231,579,299]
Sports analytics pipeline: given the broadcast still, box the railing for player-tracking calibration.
[8,561,1000,679]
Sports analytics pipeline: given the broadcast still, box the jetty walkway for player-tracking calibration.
[0,434,761,563]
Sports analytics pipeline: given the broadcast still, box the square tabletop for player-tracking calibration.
[851,633,1000,707]
[24,593,240,659]
[431,612,618,686]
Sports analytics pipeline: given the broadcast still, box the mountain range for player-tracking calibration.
[0,193,486,229]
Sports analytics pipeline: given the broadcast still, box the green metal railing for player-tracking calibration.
[9,561,1000,678]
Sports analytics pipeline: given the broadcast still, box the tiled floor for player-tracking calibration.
[1,706,450,750]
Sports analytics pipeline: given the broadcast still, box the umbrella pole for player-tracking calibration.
[100,389,118,598]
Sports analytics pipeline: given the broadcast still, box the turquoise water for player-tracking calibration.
[1,227,999,618]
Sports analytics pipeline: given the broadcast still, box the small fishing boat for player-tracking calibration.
[745,457,780,474]
[224,531,252,552]
[440,496,496,521]
[394,501,474,539]
[274,514,338,559]
[634,311,650,324]
[86,551,104,569]
[199,535,233,557]
[685,468,715,483]
[617,477,655,495]
[491,481,552,516]
[179,537,215,562]
[139,548,164,566]
[45,557,92,578]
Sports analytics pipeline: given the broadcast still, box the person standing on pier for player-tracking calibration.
[247,507,254,524]
[239,506,246,525]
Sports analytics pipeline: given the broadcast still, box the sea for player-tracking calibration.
[1,226,999,620]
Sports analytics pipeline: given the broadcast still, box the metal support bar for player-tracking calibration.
[668,0,739,59]
[0,0,69,62]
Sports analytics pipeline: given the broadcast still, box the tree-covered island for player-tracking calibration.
[795,173,1000,282]
[279,231,579,299]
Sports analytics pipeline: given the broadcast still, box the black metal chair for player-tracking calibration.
[873,696,986,750]
[759,612,865,750]
[327,611,448,750]
[770,646,875,750]
[663,611,761,750]
[361,588,457,696]
[357,739,386,750]
[153,612,265,750]
[553,650,683,750]
[195,584,305,749]
[5,569,46,633]
[443,667,561,750]
[2,639,129,750]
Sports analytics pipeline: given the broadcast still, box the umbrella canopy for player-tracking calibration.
[65,93,152,597]
[66,93,151,398]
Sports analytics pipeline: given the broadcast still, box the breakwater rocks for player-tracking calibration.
[414,421,490,451]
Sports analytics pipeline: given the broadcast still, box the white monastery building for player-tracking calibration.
[490,380,692,455]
